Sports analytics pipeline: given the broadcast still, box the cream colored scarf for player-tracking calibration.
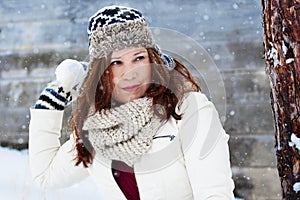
[83,97,163,166]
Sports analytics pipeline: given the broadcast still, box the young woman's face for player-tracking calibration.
[110,47,151,103]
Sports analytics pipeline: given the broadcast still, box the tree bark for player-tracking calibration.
[261,0,300,199]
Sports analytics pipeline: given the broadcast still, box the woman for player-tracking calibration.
[29,5,235,200]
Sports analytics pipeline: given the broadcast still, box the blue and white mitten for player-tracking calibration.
[35,59,88,110]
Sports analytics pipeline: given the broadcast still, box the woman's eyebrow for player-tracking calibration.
[133,50,147,56]
[111,56,120,60]
[111,50,147,59]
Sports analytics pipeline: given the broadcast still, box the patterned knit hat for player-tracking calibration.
[87,5,175,70]
[88,5,156,58]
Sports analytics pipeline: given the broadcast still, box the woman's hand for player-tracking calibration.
[35,59,88,110]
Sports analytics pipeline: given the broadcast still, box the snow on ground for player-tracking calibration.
[0,147,243,200]
[0,147,102,200]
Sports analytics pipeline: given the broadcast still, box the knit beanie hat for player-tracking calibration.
[87,5,175,70]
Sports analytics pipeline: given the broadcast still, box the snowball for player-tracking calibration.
[55,59,87,91]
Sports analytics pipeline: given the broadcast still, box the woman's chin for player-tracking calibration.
[113,94,140,104]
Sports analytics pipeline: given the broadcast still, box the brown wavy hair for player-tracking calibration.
[70,48,200,167]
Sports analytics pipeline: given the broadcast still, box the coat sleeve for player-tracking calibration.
[28,108,89,189]
[177,92,235,200]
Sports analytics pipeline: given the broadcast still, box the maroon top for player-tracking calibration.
[111,160,140,200]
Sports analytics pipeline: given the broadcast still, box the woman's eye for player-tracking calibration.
[110,60,121,66]
[135,56,145,61]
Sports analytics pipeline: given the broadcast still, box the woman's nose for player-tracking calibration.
[122,64,138,80]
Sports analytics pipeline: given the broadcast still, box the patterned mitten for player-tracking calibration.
[35,59,88,110]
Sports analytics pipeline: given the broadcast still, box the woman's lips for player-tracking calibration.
[122,84,140,92]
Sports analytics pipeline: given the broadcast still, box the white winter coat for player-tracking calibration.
[29,92,235,200]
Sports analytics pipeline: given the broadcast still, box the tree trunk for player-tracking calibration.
[261,0,300,199]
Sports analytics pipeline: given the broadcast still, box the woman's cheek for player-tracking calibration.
[112,77,119,87]
[140,65,151,81]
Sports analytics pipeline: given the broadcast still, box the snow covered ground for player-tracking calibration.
[0,147,243,200]
[0,147,102,200]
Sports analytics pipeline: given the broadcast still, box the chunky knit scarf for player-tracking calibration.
[83,97,163,166]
